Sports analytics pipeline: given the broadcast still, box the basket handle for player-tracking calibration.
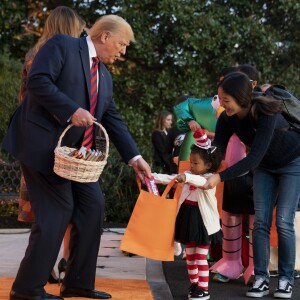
[56,121,109,158]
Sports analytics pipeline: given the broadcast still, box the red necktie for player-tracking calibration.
[82,56,100,149]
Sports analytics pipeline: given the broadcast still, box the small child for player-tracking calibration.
[153,128,223,300]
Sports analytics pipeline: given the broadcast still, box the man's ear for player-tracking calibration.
[100,32,110,43]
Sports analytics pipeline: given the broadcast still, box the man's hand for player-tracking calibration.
[201,173,221,190]
[71,108,96,126]
[131,157,152,183]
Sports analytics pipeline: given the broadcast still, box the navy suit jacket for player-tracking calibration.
[2,34,140,175]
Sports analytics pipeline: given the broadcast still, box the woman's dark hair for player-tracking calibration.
[219,72,283,121]
[153,110,172,131]
[251,95,283,122]
[218,72,253,109]
[190,143,223,173]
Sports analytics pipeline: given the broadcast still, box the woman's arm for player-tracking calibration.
[203,113,278,190]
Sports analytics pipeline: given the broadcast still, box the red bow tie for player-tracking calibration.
[189,185,197,191]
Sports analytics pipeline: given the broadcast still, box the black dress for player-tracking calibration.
[222,172,254,215]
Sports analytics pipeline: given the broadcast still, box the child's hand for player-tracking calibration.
[176,174,186,183]
[203,129,215,140]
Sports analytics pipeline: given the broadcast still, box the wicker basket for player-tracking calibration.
[54,122,109,182]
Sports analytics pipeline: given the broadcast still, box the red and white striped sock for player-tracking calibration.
[185,242,198,285]
[196,245,210,290]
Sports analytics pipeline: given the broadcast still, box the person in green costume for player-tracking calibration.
[173,96,223,162]
[173,68,237,164]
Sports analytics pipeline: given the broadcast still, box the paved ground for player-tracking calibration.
[0,228,172,300]
[1,228,300,299]
[163,255,300,300]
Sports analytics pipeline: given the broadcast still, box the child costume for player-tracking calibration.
[210,133,255,284]
[173,97,223,161]
[153,170,222,298]
[152,128,222,300]
[153,171,221,241]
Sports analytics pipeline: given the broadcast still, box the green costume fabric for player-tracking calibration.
[173,97,217,161]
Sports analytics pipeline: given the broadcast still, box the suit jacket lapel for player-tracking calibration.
[79,38,91,100]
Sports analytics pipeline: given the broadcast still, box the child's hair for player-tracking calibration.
[190,143,223,173]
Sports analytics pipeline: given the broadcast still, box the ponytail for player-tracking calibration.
[250,95,283,122]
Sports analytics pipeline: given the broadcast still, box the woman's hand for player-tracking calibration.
[201,174,221,190]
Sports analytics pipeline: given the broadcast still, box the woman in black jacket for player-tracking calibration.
[151,110,175,174]
[203,72,300,299]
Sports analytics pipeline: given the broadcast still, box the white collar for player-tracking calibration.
[86,36,97,64]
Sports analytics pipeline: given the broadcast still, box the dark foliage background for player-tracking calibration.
[0,0,299,223]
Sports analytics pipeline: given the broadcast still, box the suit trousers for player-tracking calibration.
[12,163,105,296]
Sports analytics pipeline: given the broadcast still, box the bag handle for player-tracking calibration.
[161,178,178,198]
[136,177,179,198]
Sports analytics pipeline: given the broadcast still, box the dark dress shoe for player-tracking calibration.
[48,273,59,284]
[60,286,111,299]
[10,290,63,300]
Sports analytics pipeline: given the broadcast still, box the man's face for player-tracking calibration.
[95,32,130,64]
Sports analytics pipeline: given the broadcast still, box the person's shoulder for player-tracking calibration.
[47,34,79,46]
[218,110,236,123]
[152,130,165,139]
[257,110,285,125]
[152,129,162,136]
[49,34,71,41]
[167,126,180,135]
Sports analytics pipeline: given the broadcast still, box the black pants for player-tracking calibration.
[12,164,105,296]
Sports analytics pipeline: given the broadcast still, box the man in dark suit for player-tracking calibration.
[3,14,151,300]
